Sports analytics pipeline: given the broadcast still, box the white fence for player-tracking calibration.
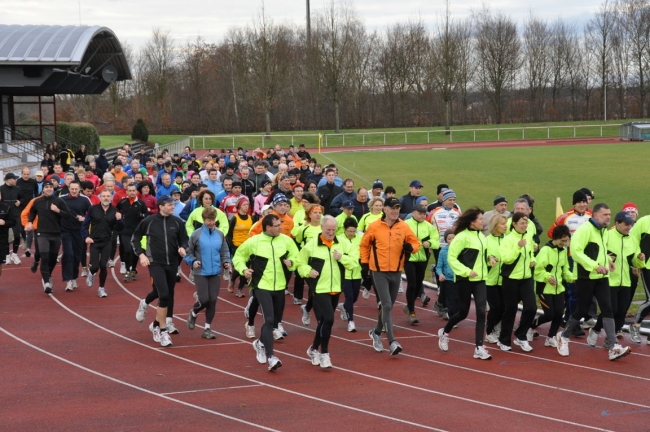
[184,124,622,150]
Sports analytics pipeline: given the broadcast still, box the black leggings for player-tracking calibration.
[486,284,504,334]
[444,279,487,346]
[255,289,284,356]
[110,231,121,260]
[11,223,20,254]
[193,274,221,325]
[342,279,361,321]
[634,269,650,324]
[499,277,536,345]
[404,261,427,313]
[36,234,60,284]
[533,292,565,337]
[148,264,177,309]
[293,273,306,300]
[228,246,247,289]
[89,240,111,287]
[312,292,340,354]
[119,234,138,272]
[594,286,630,333]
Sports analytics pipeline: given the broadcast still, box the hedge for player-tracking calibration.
[57,122,101,155]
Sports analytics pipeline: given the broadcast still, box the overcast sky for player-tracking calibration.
[5,0,604,51]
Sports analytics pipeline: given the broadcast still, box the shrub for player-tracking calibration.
[56,122,101,154]
[131,118,149,142]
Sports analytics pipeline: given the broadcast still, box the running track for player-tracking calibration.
[3,137,650,431]
[2,253,650,431]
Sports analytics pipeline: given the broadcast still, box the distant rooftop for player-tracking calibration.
[0,25,131,95]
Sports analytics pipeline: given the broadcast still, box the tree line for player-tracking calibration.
[57,0,650,137]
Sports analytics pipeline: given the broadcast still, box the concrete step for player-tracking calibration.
[0,154,22,168]
[2,142,39,153]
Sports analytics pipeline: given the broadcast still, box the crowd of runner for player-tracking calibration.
[1,142,649,371]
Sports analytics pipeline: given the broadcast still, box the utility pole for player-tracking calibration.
[306,0,311,46]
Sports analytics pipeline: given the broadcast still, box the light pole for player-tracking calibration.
[604,82,607,122]
[306,0,311,46]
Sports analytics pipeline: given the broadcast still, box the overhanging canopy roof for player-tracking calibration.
[0,25,131,95]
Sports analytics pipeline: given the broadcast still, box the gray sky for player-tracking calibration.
[5,0,603,50]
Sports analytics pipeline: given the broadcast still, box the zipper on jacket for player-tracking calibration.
[554,247,560,295]
[521,232,528,279]
[164,216,170,265]
[271,236,277,290]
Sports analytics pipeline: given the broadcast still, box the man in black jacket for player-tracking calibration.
[132,196,188,347]
[399,180,423,219]
[0,192,17,279]
[25,180,71,293]
[82,190,124,298]
[16,168,37,256]
[116,184,149,282]
[317,169,343,216]
[0,173,23,264]
[60,181,92,291]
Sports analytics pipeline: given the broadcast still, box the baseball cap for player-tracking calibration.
[384,197,401,208]
[342,200,355,209]
[157,195,174,206]
[261,204,272,213]
[4,172,17,181]
[413,204,428,213]
[614,211,635,225]
[170,188,181,195]
[409,180,423,188]
[35,171,44,177]
[273,193,288,206]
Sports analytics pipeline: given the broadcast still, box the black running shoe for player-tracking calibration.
[176,273,181,282]
[30,261,39,273]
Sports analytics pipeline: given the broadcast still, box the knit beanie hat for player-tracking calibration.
[573,190,588,205]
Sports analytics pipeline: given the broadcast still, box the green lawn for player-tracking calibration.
[100,119,639,150]
[100,135,188,149]
[321,142,650,315]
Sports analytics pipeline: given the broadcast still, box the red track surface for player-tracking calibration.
[2,137,649,430]
[3,252,650,431]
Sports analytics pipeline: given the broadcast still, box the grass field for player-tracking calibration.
[100,119,639,150]
[100,135,188,149]
[320,142,650,314]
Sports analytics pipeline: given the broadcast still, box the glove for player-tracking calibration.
[361,262,369,274]
[403,243,414,254]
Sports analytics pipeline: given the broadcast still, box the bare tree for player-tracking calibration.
[562,24,584,120]
[618,0,650,117]
[523,14,552,121]
[429,2,462,132]
[140,28,176,132]
[585,1,615,120]
[310,0,360,132]
[611,3,632,119]
[475,8,521,124]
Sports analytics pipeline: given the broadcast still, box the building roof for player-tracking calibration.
[0,25,131,95]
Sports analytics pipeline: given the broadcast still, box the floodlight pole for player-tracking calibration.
[306,0,311,46]
[604,83,607,122]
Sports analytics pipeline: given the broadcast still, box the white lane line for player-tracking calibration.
[318,153,373,185]
[51,289,445,432]
[161,384,263,396]
[0,326,278,432]
[172,270,614,430]
[156,341,248,349]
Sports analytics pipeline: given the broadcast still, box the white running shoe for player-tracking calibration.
[273,328,284,340]
[43,282,52,294]
[347,320,356,332]
[398,284,404,293]
[11,253,21,265]
[71,279,78,289]
[526,328,535,342]
[268,355,282,371]
[80,267,88,277]
[582,318,597,329]
[556,331,569,356]
[245,322,255,339]
[629,323,642,343]
[189,271,194,282]
[277,323,287,337]
[149,323,161,343]
[160,331,172,347]
[253,340,267,364]
[5,254,11,265]
[362,288,370,299]
[319,353,333,368]
[293,297,302,305]
[609,344,631,361]
[587,328,600,347]
[307,346,320,365]
[98,287,107,298]
[107,259,115,268]
[544,337,558,348]
[369,329,383,352]
[497,341,512,351]
[86,272,95,287]
[120,262,126,274]
[65,281,74,292]
[513,338,533,352]
[301,304,310,326]
[244,295,253,318]
[167,322,179,335]
[284,289,290,296]
[438,328,449,352]
[338,303,348,321]
[473,345,492,360]
[136,299,147,322]
[485,332,499,344]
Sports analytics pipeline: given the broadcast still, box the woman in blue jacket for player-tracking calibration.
[185,206,231,339]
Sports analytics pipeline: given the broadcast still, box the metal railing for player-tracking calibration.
[186,123,622,150]
[155,137,191,156]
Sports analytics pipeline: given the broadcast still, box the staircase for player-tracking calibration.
[0,129,43,184]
